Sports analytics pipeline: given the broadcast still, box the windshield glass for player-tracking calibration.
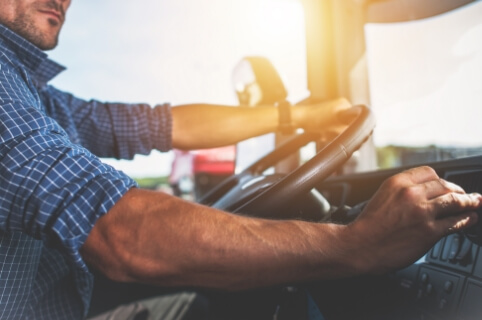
[50,0,307,178]
[364,1,482,169]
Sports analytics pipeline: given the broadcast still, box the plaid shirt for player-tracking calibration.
[0,24,172,319]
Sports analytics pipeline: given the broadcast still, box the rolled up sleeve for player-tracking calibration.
[0,126,136,271]
[41,86,173,159]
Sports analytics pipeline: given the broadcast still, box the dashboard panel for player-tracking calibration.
[313,155,482,320]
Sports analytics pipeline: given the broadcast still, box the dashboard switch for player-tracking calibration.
[431,239,444,259]
[426,283,433,295]
[444,281,453,293]
[439,298,448,310]
[456,237,472,261]
[448,234,461,261]
[421,273,429,284]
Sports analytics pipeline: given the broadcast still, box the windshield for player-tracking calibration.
[364,1,482,169]
[50,0,307,178]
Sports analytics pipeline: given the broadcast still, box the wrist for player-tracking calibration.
[276,100,295,134]
[290,104,307,130]
[342,222,385,275]
[306,223,371,279]
[334,223,374,276]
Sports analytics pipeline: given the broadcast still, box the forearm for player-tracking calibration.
[81,188,364,290]
[170,98,353,150]
[171,104,278,150]
[81,167,482,291]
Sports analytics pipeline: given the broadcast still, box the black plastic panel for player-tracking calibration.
[427,234,478,274]
[416,265,465,318]
[458,278,482,320]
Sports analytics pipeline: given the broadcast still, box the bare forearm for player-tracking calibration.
[81,167,482,291]
[81,188,362,290]
[170,98,354,150]
[171,104,278,150]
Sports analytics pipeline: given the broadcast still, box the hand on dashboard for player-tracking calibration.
[346,165,482,274]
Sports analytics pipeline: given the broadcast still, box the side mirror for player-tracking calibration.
[232,56,299,174]
[232,56,288,106]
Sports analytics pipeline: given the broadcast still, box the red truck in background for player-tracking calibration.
[191,146,236,200]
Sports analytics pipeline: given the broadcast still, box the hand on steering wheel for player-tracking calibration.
[199,105,375,220]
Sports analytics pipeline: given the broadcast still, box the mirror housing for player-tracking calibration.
[232,56,288,106]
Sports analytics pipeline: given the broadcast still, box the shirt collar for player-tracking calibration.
[0,24,65,86]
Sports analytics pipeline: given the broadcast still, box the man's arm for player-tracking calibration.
[171,98,352,150]
[81,188,356,290]
[81,166,482,291]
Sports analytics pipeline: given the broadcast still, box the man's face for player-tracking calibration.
[0,0,71,50]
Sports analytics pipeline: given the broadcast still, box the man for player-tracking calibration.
[1,0,481,319]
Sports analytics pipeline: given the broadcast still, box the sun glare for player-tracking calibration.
[254,0,306,44]
[51,0,308,177]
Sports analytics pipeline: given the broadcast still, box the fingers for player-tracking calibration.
[336,107,360,124]
[400,166,467,199]
[422,178,466,199]
[434,211,479,235]
[428,190,481,237]
[391,166,482,226]
[431,192,482,219]
[294,99,350,131]
[404,167,482,219]
[325,97,351,111]
[401,166,439,184]
[319,124,349,141]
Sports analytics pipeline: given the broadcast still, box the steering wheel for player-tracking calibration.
[199,104,375,219]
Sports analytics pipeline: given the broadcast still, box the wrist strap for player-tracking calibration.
[277,100,294,134]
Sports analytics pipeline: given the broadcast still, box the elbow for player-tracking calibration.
[81,234,178,285]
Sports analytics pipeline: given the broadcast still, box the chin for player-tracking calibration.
[40,39,59,51]
[30,19,62,50]
[34,31,60,50]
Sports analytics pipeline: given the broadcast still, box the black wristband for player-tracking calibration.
[277,100,294,134]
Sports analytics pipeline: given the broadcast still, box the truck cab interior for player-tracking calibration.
[299,1,482,319]
[86,0,482,319]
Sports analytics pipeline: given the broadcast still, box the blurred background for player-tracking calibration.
[48,0,482,196]
[49,0,307,192]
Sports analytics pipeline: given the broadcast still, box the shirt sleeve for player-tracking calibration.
[40,85,173,159]
[0,73,137,272]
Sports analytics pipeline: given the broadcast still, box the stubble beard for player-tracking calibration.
[5,0,65,51]
[9,11,60,50]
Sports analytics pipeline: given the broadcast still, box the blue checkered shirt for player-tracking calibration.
[0,24,172,319]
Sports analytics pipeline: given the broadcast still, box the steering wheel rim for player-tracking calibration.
[200,105,375,219]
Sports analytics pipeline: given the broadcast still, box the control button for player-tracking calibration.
[441,235,453,261]
[444,281,453,293]
[426,284,433,295]
[431,239,444,259]
[417,289,424,299]
[456,237,472,261]
[400,279,413,289]
[449,234,461,261]
[439,299,448,310]
[420,273,429,284]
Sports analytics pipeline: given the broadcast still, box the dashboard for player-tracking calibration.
[312,155,482,320]
[88,155,482,320]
